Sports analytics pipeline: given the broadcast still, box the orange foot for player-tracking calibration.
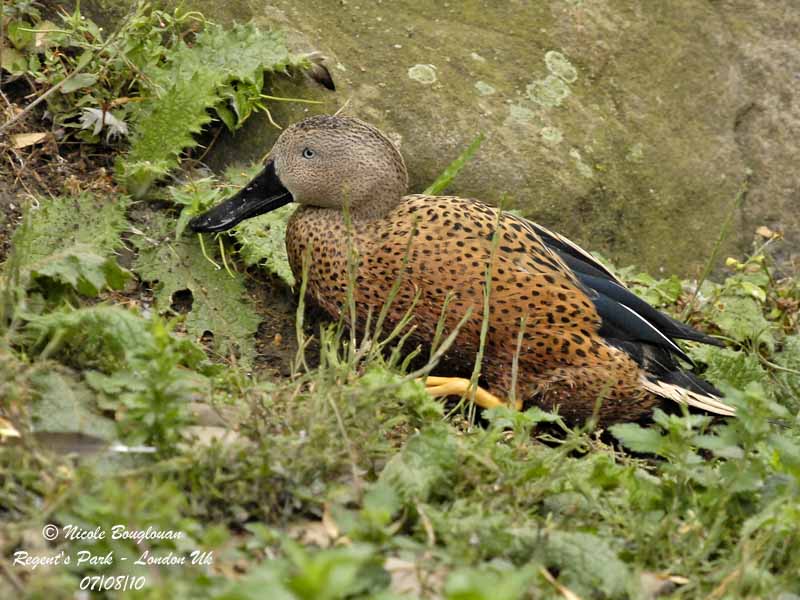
[421,376,522,411]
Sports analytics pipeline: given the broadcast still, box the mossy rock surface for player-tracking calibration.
[102,0,800,275]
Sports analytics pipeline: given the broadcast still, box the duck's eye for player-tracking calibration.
[302,148,315,159]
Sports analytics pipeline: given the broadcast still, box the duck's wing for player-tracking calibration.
[527,222,625,284]
[576,272,723,349]
[511,216,734,415]
[509,216,723,366]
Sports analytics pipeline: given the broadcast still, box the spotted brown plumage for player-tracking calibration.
[190,115,735,424]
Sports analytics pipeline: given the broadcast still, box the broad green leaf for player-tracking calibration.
[120,74,218,197]
[689,345,768,390]
[484,404,563,436]
[1,47,27,75]
[166,177,226,239]
[445,565,537,600]
[379,425,458,503]
[9,195,130,297]
[28,244,130,296]
[692,433,744,459]
[542,531,630,597]
[233,204,296,287]
[283,542,377,600]
[773,335,800,412]
[213,562,295,600]
[215,102,237,132]
[75,50,94,70]
[634,274,683,306]
[11,193,129,268]
[360,481,401,529]
[739,280,767,303]
[154,24,302,89]
[115,159,172,199]
[25,305,160,372]
[30,369,115,440]
[610,422,664,454]
[7,20,35,49]
[132,212,261,364]
[709,295,776,349]
[61,72,98,93]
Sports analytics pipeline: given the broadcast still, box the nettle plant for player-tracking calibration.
[2,1,315,197]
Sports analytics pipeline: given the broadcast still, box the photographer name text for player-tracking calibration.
[13,523,214,591]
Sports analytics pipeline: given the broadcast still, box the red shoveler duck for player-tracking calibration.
[190,115,735,424]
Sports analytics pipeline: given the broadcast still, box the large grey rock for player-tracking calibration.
[189,1,798,275]
[714,1,800,271]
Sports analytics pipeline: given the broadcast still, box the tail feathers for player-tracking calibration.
[663,314,725,347]
[642,371,736,417]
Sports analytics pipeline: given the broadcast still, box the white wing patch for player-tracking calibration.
[641,377,737,416]
[616,303,689,360]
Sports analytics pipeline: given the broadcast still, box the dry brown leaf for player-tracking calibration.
[639,572,689,599]
[322,503,340,539]
[755,225,782,240]
[0,417,21,440]
[12,132,49,149]
[183,425,243,449]
[385,557,423,596]
[540,567,582,600]
[755,225,775,238]
[287,520,334,548]
[286,511,352,549]
[385,554,445,598]
[34,21,58,48]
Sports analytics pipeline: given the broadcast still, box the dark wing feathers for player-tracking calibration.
[588,290,695,364]
[531,226,722,365]
[519,216,732,414]
[660,313,726,347]
[579,273,722,347]
[529,223,623,283]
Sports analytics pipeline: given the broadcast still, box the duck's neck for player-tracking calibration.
[299,199,402,229]
[347,193,404,224]
[292,200,401,238]
[286,204,382,300]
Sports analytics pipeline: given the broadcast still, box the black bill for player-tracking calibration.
[189,159,292,233]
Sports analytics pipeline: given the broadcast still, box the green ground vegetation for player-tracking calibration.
[2,4,800,599]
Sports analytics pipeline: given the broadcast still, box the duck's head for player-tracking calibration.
[190,115,408,232]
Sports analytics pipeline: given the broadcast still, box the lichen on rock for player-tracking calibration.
[407,64,437,85]
[527,74,571,108]
[545,50,578,83]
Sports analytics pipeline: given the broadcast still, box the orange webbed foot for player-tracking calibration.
[421,376,522,411]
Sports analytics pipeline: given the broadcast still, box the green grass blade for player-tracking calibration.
[424,133,485,195]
